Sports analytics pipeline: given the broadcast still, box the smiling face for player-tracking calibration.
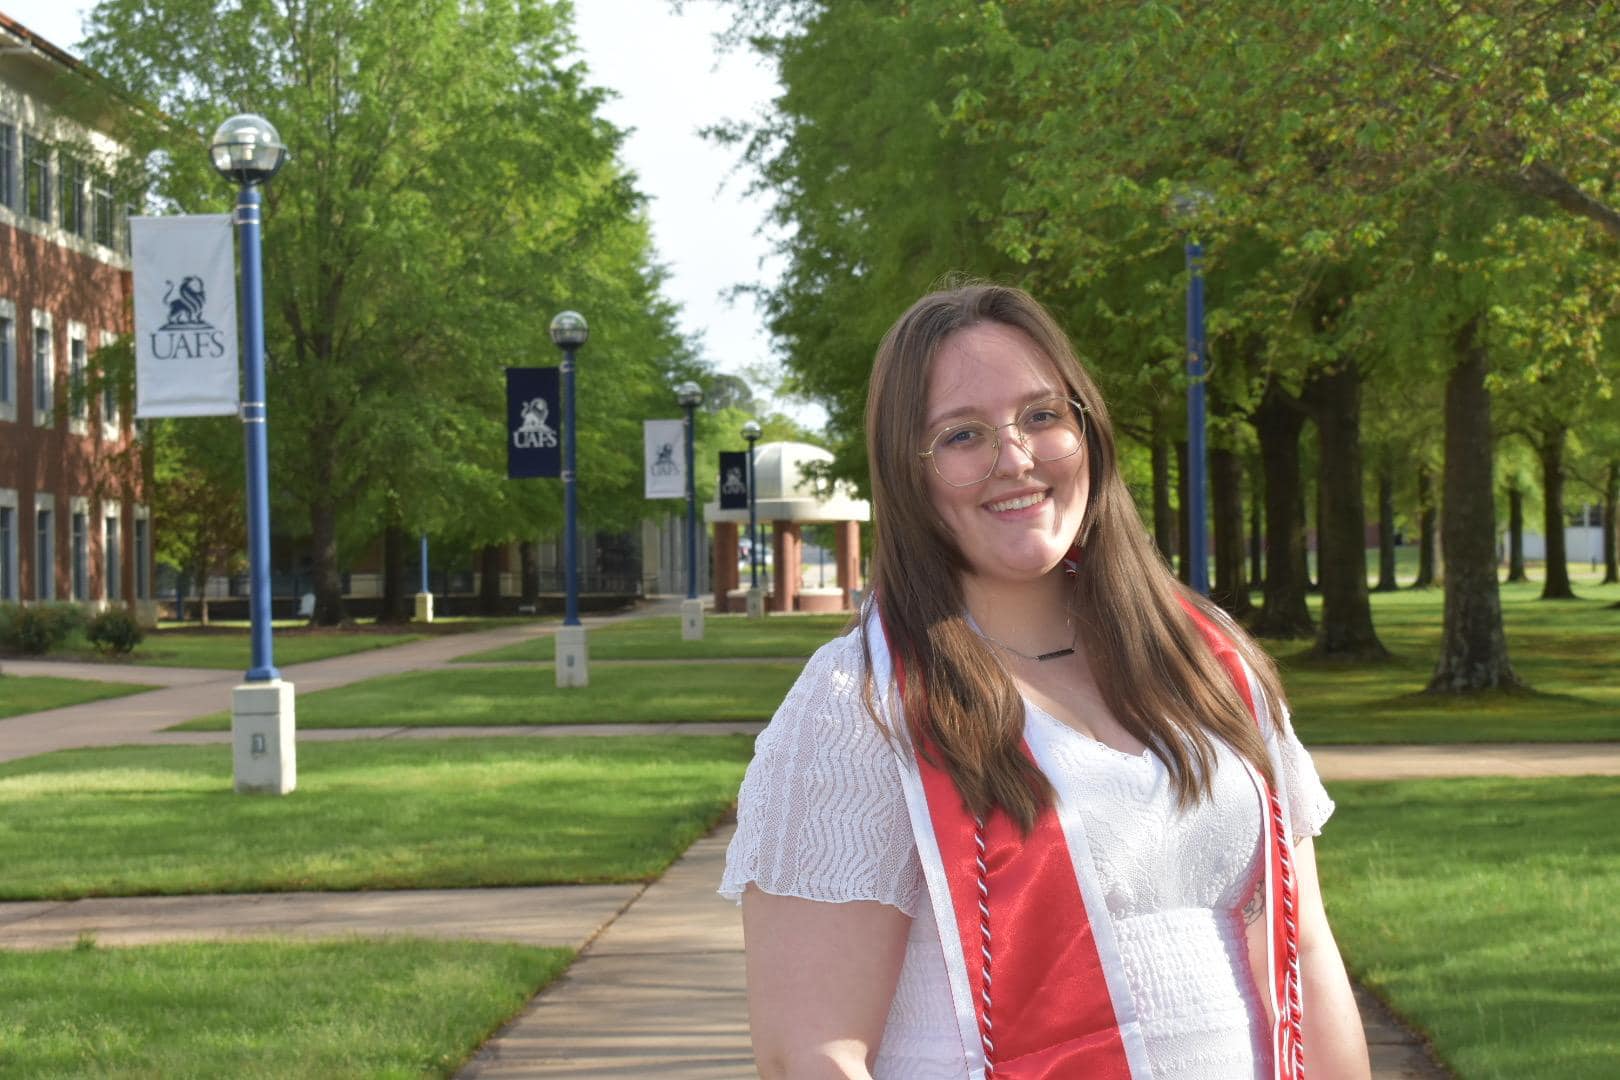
[923,321,1091,590]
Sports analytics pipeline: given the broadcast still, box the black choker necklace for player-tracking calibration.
[974,621,1077,662]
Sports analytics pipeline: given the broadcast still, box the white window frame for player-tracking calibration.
[67,320,88,435]
[34,491,54,600]
[0,298,15,423]
[0,487,17,601]
[102,497,122,602]
[31,309,53,428]
[133,503,151,600]
[69,495,89,602]
[99,329,120,438]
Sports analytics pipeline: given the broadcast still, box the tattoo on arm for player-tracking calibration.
[1242,881,1265,926]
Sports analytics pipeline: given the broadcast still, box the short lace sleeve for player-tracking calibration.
[719,632,923,916]
[1265,699,1335,842]
[1241,658,1334,842]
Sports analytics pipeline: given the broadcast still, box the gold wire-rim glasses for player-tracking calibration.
[917,396,1089,488]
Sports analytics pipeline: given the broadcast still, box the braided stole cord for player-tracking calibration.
[974,815,995,1075]
[1270,786,1306,1077]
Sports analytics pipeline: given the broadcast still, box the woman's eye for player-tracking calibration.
[1023,409,1061,428]
[943,427,983,448]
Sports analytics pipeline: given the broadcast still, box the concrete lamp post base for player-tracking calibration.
[413,592,434,623]
[555,625,589,688]
[746,587,766,619]
[231,679,297,795]
[681,598,704,640]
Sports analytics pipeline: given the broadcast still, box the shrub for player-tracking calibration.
[7,604,85,655]
[85,608,145,656]
[0,602,17,649]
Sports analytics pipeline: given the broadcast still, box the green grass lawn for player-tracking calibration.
[172,662,801,731]
[1275,578,1620,744]
[113,627,425,670]
[0,736,753,899]
[0,675,156,719]
[456,612,852,662]
[1322,777,1619,1079]
[0,937,570,1079]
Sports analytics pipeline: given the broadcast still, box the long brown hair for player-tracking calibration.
[861,283,1288,832]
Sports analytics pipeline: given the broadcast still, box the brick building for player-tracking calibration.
[0,14,151,620]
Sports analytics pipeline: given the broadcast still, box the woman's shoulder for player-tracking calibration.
[760,627,881,750]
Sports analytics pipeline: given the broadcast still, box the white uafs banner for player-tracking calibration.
[131,214,240,417]
[644,418,687,499]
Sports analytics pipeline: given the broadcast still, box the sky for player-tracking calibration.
[2,0,821,425]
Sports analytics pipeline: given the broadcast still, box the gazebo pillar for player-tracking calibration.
[713,521,739,612]
[835,521,861,610]
[772,521,802,612]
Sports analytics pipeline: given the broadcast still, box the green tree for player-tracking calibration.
[80,0,685,624]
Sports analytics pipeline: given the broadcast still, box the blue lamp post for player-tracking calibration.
[677,381,705,639]
[1184,239,1209,596]
[415,533,433,623]
[550,311,590,685]
[1172,190,1212,596]
[742,419,764,618]
[212,113,294,794]
[210,115,285,678]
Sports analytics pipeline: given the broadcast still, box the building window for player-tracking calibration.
[0,307,13,420]
[32,321,52,423]
[35,504,53,600]
[0,122,14,208]
[99,332,120,435]
[22,134,49,223]
[92,173,116,247]
[71,509,88,601]
[0,502,14,601]
[104,512,121,601]
[134,513,150,599]
[58,154,86,236]
[69,334,88,425]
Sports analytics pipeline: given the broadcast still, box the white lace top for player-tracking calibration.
[720,630,1336,1080]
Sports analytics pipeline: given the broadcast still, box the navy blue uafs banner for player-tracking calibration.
[507,367,561,479]
[719,451,750,509]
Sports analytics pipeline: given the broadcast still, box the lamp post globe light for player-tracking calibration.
[212,114,295,795]
[676,380,705,640]
[741,419,765,619]
[1171,190,1212,596]
[550,310,589,687]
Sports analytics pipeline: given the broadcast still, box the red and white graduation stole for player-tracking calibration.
[865,599,1305,1079]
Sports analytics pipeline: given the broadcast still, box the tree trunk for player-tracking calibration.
[1604,461,1618,586]
[1248,462,1263,590]
[1536,428,1576,599]
[1375,464,1398,591]
[1175,440,1191,585]
[1428,318,1520,692]
[192,559,210,626]
[520,540,540,608]
[1302,363,1386,659]
[1249,380,1314,637]
[1413,465,1437,589]
[1152,422,1174,567]
[309,498,346,625]
[378,525,412,623]
[1505,484,1527,583]
[478,544,503,615]
[1209,446,1252,618]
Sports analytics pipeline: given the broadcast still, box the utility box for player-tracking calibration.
[232,679,297,795]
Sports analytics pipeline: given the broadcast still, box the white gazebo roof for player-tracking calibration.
[704,441,870,524]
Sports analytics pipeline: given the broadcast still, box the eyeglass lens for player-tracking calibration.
[926,398,1084,486]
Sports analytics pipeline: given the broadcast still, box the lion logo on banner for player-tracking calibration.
[160,276,211,330]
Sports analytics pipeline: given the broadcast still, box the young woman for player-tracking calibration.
[722,284,1371,1080]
